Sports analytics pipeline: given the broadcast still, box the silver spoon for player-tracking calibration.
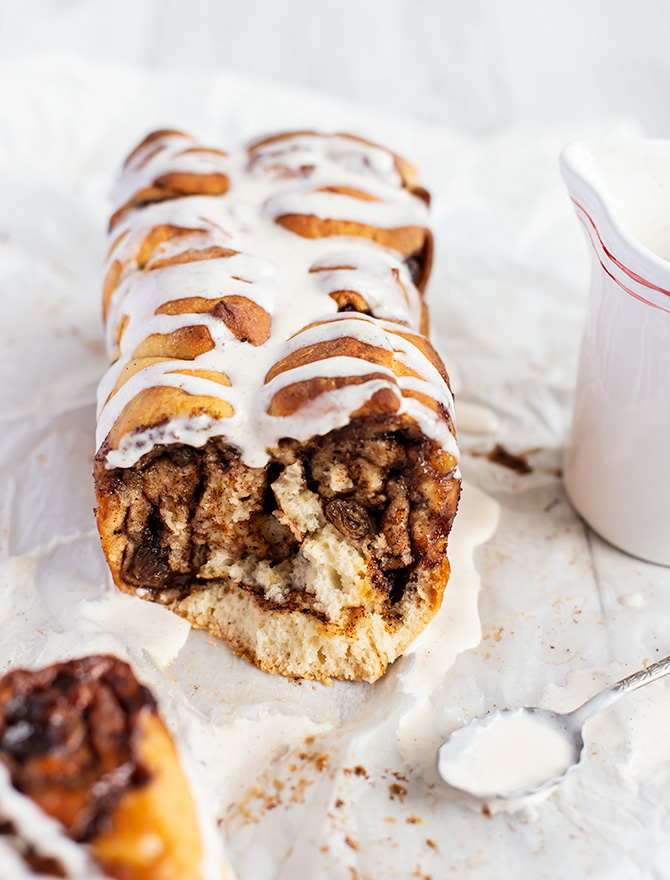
[437,653,670,806]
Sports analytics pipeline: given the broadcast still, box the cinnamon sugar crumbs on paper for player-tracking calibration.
[298,752,330,772]
[343,765,369,778]
[473,443,532,474]
[225,750,331,824]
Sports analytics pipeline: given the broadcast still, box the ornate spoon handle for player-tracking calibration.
[569,653,670,726]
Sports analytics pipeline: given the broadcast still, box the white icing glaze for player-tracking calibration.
[454,400,500,435]
[111,131,230,216]
[246,133,403,184]
[264,185,426,228]
[438,708,577,799]
[97,132,454,470]
[0,764,109,879]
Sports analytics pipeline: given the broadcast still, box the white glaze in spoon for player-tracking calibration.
[437,653,670,807]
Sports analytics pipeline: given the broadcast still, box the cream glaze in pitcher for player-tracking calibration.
[560,139,670,566]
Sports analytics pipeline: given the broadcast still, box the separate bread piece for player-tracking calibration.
[95,130,460,683]
[0,656,219,880]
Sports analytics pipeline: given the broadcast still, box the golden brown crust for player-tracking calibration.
[314,185,381,202]
[275,213,426,258]
[105,386,234,452]
[110,130,230,229]
[246,129,418,190]
[123,130,192,167]
[105,359,232,405]
[262,324,453,420]
[154,296,271,346]
[102,131,432,449]
[91,712,206,880]
[147,245,238,272]
[104,228,230,318]
[131,325,216,360]
[266,372,392,417]
[266,335,423,382]
[350,386,402,418]
[327,289,373,314]
[0,656,208,880]
[110,174,229,230]
[0,656,155,842]
[244,131,433,290]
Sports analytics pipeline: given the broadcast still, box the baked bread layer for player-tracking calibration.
[95,129,459,682]
[96,413,459,683]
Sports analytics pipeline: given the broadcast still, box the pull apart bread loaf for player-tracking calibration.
[94,130,461,683]
[0,656,219,879]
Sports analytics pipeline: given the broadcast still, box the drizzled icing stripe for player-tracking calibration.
[246,132,407,184]
[265,185,427,227]
[111,131,230,225]
[0,764,109,880]
[97,130,456,470]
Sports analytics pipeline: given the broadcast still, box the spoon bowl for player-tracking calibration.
[437,653,670,807]
[437,707,585,807]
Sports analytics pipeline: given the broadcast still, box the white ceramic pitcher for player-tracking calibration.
[560,139,670,566]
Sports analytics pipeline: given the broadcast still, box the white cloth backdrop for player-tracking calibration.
[1,0,670,135]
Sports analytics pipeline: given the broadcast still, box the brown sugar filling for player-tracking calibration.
[97,415,460,615]
[0,656,155,843]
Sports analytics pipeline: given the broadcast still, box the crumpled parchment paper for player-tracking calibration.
[1,53,669,880]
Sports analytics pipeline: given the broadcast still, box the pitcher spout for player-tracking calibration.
[560,137,670,567]
[561,138,670,309]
